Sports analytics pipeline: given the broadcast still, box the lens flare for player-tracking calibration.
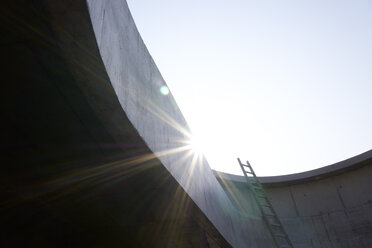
[159,85,169,95]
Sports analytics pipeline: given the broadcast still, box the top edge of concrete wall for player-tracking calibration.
[86,1,274,246]
[214,149,372,187]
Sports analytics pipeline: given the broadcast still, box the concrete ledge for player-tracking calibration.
[214,149,372,187]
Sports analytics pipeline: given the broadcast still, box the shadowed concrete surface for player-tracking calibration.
[1,0,371,247]
[216,150,372,247]
[0,0,232,247]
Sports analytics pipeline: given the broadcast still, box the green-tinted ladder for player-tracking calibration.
[237,158,294,248]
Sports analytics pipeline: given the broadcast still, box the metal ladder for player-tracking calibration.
[237,158,294,248]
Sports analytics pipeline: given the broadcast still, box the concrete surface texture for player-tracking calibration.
[0,0,231,247]
[216,150,372,247]
[1,0,371,247]
[86,1,274,247]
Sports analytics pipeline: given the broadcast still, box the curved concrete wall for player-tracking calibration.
[3,0,369,247]
[85,1,276,247]
[1,0,274,247]
[215,150,372,247]
[1,0,231,246]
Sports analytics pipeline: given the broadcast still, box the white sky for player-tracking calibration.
[127,0,372,176]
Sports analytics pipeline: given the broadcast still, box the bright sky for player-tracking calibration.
[127,0,372,176]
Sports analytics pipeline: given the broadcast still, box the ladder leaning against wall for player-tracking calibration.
[237,158,294,248]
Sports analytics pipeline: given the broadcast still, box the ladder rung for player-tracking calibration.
[263,209,275,215]
[254,189,265,193]
[270,223,281,227]
[257,194,267,198]
[274,234,287,238]
[257,195,269,200]
[270,223,282,227]
[259,200,270,204]
[237,158,293,247]
[258,198,269,203]
[270,221,281,225]
[262,204,272,208]
[265,213,276,217]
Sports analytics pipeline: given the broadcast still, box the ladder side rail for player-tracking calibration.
[237,158,254,174]
[245,160,258,178]
[261,194,294,247]
[251,173,294,247]
[248,179,284,248]
[237,158,294,248]
[237,159,284,248]
[237,159,253,185]
[253,177,293,247]
[249,180,286,247]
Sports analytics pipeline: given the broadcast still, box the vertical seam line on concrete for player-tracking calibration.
[289,186,300,217]
[336,186,347,210]
[320,213,335,248]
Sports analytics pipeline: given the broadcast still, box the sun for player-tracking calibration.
[188,135,205,155]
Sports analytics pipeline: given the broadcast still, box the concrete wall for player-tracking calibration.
[0,0,231,246]
[85,1,277,247]
[3,0,369,247]
[1,0,274,247]
[216,150,372,248]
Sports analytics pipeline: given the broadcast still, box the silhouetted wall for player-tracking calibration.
[0,1,230,247]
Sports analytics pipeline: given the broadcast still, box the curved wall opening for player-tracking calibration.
[127,0,372,176]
